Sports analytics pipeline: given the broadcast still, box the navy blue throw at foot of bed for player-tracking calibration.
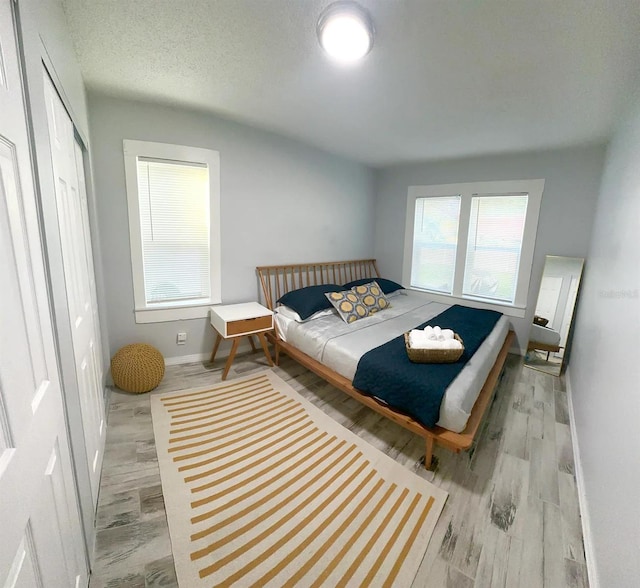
[352,305,502,428]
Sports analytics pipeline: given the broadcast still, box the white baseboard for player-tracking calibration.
[164,353,210,366]
[164,340,253,366]
[564,367,599,588]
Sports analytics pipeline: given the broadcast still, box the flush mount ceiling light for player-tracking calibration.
[317,1,374,64]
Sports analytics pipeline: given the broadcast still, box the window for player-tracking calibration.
[403,179,544,317]
[410,196,461,295]
[123,140,221,323]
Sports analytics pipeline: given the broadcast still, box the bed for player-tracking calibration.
[257,259,514,468]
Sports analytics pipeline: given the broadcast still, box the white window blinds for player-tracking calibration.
[136,158,210,304]
[404,180,543,314]
[462,194,528,303]
[410,196,461,294]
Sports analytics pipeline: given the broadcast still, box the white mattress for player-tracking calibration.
[275,292,510,433]
[530,324,561,346]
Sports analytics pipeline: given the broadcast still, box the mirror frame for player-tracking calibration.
[526,255,585,376]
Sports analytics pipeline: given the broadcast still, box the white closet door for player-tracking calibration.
[43,74,105,507]
[74,141,104,387]
[0,0,88,585]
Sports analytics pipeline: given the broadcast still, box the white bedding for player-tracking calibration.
[275,291,510,433]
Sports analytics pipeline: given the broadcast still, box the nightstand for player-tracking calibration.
[209,302,274,380]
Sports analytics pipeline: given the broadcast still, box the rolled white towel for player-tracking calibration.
[420,339,446,349]
[409,331,441,348]
[409,330,433,348]
[410,331,462,350]
[424,325,455,341]
[441,338,463,350]
[422,325,437,340]
[441,329,455,340]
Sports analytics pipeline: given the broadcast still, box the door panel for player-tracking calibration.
[75,141,104,387]
[5,528,43,588]
[43,74,106,505]
[32,441,85,587]
[0,1,88,585]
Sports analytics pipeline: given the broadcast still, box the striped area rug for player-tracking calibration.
[150,370,447,587]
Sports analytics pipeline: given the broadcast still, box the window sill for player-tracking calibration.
[407,288,527,318]
[134,302,219,324]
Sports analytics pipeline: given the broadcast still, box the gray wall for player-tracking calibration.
[373,145,606,351]
[569,98,640,588]
[88,93,375,360]
[18,0,89,135]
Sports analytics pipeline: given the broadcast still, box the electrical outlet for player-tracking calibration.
[177,332,187,345]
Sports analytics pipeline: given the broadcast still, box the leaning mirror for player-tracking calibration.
[525,255,585,376]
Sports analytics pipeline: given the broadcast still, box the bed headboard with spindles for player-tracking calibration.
[256,259,380,310]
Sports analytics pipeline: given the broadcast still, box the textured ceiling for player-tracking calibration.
[62,0,640,166]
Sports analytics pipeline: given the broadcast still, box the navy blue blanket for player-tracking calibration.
[352,305,502,428]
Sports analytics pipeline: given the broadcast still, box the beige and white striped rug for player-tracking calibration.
[150,370,447,587]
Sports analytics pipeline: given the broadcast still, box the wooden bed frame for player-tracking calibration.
[256,259,514,469]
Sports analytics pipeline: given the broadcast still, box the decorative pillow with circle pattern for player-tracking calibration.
[324,290,369,324]
[351,281,390,315]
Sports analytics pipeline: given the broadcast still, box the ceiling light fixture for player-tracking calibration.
[317,1,374,64]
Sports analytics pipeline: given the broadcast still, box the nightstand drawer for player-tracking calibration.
[226,315,272,336]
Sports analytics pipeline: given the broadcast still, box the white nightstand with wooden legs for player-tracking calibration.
[209,302,274,380]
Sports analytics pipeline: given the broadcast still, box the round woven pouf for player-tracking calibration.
[111,343,165,393]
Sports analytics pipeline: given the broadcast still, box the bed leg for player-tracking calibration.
[274,341,280,366]
[424,436,435,470]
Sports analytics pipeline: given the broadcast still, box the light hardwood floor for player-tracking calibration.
[89,350,588,588]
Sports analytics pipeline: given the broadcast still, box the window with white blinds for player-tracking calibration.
[403,180,544,315]
[124,141,221,323]
[137,158,210,304]
[410,196,461,294]
[463,195,528,303]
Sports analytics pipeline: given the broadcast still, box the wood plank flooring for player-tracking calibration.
[88,351,588,588]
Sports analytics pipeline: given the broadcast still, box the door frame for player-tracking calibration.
[13,3,111,556]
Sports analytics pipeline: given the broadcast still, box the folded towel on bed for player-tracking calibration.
[409,330,463,350]
[409,330,432,348]
[423,325,455,341]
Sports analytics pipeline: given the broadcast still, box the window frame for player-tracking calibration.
[123,139,221,323]
[402,179,545,318]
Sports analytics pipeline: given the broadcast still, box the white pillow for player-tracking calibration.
[276,305,336,323]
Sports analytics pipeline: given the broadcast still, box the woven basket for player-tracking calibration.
[111,343,165,393]
[404,332,464,364]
